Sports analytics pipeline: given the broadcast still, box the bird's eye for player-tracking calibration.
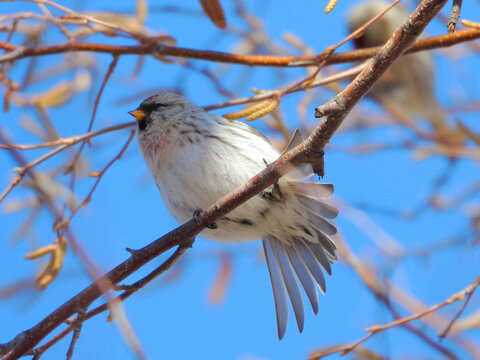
[140,102,167,113]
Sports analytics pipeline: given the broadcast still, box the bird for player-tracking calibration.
[129,92,338,339]
[347,0,454,141]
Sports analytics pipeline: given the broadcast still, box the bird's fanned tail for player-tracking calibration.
[263,182,338,339]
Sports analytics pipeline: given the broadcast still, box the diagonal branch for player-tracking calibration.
[0,0,449,358]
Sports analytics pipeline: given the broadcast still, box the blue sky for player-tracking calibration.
[1,0,480,359]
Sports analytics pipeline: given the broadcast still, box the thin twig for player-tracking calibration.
[447,0,463,33]
[55,130,135,231]
[204,62,367,110]
[0,121,135,150]
[36,2,72,40]
[366,275,480,333]
[439,275,480,339]
[0,30,478,66]
[65,308,85,360]
[67,55,119,169]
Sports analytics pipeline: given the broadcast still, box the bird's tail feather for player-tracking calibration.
[263,181,339,339]
[290,181,338,260]
[263,235,334,339]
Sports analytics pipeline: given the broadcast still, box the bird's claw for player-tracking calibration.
[193,209,217,229]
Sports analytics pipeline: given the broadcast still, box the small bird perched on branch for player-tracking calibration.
[129,92,338,339]
[347,0,453,141]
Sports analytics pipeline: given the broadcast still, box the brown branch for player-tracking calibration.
[439,275,480,338]
[29,244,190,358]
[447,0,463,33]
[0,0,450,358]
[367,275,480,334]
[0,29,478,67]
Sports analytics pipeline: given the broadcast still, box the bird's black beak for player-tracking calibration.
[128,109,147,122]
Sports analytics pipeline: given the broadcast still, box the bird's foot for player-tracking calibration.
[260,183,284,202]
[193,209,217,229]
[261,158,284,201]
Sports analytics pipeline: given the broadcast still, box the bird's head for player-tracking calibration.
[129,92,198,132]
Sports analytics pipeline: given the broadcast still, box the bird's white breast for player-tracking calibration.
[140,113,285,242]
